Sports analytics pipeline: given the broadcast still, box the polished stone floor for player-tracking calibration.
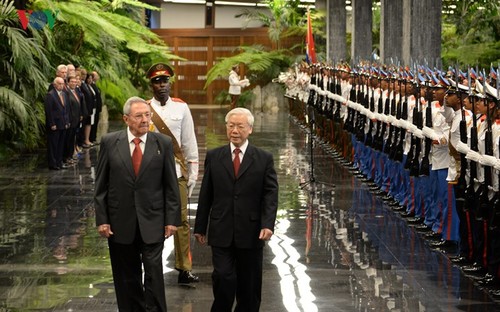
[1,106,499,311]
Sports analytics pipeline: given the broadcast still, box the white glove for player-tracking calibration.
[455,141,470,155]
[479,154,498,167]
[187,179,196,198]
[465,150,481,163]
[187,162,199,198]
[494,160,500,171]
[422,126,439,141]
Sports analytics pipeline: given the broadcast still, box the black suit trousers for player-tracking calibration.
[108,227,166,312]
[211,245,263,312]
[47,128,66,168]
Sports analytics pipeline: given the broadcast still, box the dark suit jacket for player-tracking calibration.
[44,89,70,130]
[94,130,181,245]
[65,89,82,129]
[91,83,102,113]
[194,144,279,248]
[80,83,95,118]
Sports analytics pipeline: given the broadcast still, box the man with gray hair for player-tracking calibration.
[194,107,279,312]
[95,96,181,311]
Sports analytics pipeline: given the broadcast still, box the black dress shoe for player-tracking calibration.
[475,274,500,287]
[392,205,405,212]
[414,224,431,232]
[429,240,456,249]
[461,264,487,275]
[424,231,441,239]
[450,255,471,265]
[400,212,415,218]
[406,217,423,225]
[178,270,200,284]
[489,288,500,298]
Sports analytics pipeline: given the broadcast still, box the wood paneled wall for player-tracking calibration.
[153,28,297,105]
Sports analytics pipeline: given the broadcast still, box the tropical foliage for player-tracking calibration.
[441,0,500,68]
[0,0,180,156]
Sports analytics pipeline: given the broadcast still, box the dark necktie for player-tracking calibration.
[132,138,142,176]
[233,148,241,177]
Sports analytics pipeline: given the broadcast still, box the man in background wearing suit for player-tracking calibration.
[194,107,279,312]
[94,96,181,312]
[45,77,70,170]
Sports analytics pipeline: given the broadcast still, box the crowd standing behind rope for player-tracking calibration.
[278,61,500,297]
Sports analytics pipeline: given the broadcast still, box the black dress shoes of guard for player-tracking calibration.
[461,263,487,276]
[392,205,406,212]
[400,211,415,218]
[406,217,423,225]
[414,224,432,232]
[429,239,456,249]
[475,274,500,288]
[424,231,441,240]
[178,270,200,284]
[450,255,471,265]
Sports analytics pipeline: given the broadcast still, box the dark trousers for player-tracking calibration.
[47,128,66,168]
[211,245,263,312]
[63,127,77,161]
[108,230,166,312]
[90,112,100,143]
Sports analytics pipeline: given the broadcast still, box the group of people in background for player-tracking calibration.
[280,61,500,298]
[44,64,102,170]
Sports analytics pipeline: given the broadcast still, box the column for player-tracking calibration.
[380,0,403,64]
[351,0,373,62]
[327,0,347,62]
[402,0,442,67]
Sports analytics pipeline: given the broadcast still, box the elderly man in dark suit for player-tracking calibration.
[94,96,181,312]
[194,107,279,312]
[45,77,70,170]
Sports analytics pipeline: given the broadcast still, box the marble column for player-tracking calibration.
[351,0,373,62]
[402,0,442,67]
[380,0,403,65]
[327,0,347,63]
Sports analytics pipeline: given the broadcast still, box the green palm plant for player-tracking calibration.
[31,0,183,115]
[0,0,51,153]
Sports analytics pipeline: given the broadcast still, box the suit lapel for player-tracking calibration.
[116,131,136,177]
[139,133,157,178]
[220,145,234,178]
[237,145,254,179]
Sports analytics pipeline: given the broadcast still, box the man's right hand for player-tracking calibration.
[194,233,206,245]
[97,224,113,238]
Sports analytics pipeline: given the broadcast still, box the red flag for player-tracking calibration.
[306,9,317,64]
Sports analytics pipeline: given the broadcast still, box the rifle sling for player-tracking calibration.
[149,104,188,178]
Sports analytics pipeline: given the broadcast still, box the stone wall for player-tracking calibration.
[249,82,288,114]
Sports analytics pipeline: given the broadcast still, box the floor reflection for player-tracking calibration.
[0,107,499,311]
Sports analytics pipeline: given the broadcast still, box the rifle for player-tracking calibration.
[373,75,384,151]
[455,66,468,201]
[365,72,375,147]
[384,77,397,156]
[408,71,422,177]
[357,73,370,142]
[478,73,493,221]
[344,71,357,133]
[354,73,366,142]
[491,68,500,229]
[464,66,479,218]
[334,68,342,121]
[419,82,433,177]
[394,78,407,162]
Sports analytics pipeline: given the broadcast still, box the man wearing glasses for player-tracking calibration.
[95,96,181,311]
